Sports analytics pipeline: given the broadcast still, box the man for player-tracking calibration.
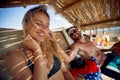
[66,26,102,80]
[66,26,120,80]
[66,26,105,66]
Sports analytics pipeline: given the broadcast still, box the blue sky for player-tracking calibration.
[0,4,72,30]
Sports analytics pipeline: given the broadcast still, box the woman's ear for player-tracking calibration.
[23,30,30,38]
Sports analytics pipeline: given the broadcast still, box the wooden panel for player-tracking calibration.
[54,31,69,51]
[0,28,23,80]
[0,29,23,54]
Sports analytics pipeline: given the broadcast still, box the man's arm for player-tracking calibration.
[100,48,112,52]
[67,43,80,62]
[101,41,120,56]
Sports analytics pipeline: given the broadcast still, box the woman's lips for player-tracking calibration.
[37,32,45,36]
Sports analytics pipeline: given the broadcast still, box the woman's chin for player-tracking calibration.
[36,38,44,43]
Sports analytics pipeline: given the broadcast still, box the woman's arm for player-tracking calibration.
[23,34,48,80]
[4,50,33,80]
[61,61,75,80]
[32,49,48,80]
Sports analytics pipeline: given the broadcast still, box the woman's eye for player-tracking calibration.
[35,22,49,29]
[45,25,49,28]
[36,23,42,26]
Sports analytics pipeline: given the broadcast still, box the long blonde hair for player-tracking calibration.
[22,5,65,62]
[41,35,65,62]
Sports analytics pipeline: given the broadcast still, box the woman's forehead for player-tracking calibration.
[33,12,49,19]
[32,12,49,23]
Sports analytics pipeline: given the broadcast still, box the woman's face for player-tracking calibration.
[25,12,50,43]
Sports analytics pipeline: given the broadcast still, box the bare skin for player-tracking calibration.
[67,28,106,66]
[101,41,120,56]
[67,27,120,67]
[5,6,74,80]
[69,38,106,66]
[5,48,71,80]
[67,27,120,80]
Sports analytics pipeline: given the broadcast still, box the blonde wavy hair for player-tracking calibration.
[22,5,66,62]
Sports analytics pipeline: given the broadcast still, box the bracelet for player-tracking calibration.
[34,49,44,62]
[34,55,43,61]
[34,48,41,54]
[34,55,46,66]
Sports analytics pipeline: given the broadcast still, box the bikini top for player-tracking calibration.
[23,49,61,78]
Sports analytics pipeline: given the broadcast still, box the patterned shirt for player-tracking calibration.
[70,56,102,80]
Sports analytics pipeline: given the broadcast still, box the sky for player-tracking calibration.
[0,4,72,30]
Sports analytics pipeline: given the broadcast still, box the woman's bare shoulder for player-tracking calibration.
[4,48,26,70]
[4,48,24,61]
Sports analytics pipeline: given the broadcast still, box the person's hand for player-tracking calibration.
[23,34,40,52]
[111,47,120,55]
[110,46,117,51]
[110,41,120,55]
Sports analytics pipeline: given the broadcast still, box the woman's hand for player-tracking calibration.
[23,34,40,52]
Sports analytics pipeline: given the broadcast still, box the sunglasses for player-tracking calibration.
[69,29,77,37]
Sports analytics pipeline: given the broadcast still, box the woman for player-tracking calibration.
[4,5,74,80]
